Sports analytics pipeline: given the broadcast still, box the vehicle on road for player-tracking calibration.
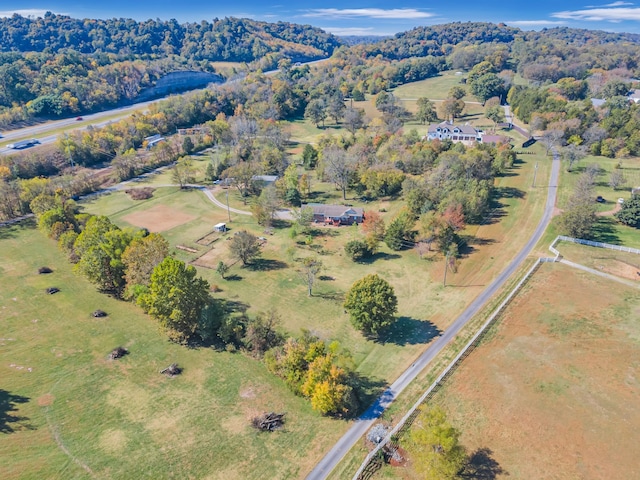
[6,139,40,149]
[76,116,83,121]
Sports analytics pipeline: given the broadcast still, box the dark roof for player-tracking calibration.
[304,203,364,217]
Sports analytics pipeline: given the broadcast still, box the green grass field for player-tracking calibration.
[554,154,640,248]
[0,220,352,480]
[392,71,472,102]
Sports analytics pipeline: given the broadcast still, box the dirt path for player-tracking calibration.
[596,202,621,217]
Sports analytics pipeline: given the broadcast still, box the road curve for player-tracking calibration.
[306,150,561,480]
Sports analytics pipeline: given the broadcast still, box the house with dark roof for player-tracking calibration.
[425,121,482,145]
[304,203,365,225]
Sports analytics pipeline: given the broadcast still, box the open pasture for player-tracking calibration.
[0,221,350,480]
[425,262,640,479]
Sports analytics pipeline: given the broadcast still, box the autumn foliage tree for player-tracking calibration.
[121,233,169,299]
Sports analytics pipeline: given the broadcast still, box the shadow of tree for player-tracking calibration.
[493,186,525,199]
[460,448,508,479]
[222,299,250,314]
[224,274,243,281]
[0,390,31,434]
[591,217,621,244]
[247,258,288,271]
[350,374,389,419]
[358,252,402,264]
[376,317,442,346]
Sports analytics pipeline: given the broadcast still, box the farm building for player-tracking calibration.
[304,203,364,225]
[213,222,227,232]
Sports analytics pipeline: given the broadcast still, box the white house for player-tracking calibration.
[425,121,482,145]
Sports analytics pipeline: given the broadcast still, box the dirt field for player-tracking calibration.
[557,242,640,282]
[431,263,640,479]
[122,204,195,232]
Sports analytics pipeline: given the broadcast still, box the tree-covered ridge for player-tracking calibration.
[0,13,341,62]
[355,22,640,81]
[355,22,521,60]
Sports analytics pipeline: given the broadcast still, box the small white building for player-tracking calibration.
[213,222,227,233]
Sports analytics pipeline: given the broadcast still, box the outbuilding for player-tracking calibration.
[213,222,227,232]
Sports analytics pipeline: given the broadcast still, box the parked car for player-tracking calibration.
[596,196,605,203]
[618,198,625,204]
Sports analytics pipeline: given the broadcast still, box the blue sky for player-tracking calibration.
[4,1,640,35]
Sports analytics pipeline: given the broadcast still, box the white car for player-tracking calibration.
[618,198,625,204]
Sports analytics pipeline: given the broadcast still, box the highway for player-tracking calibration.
[306,149,561,480]
[0,58,331,157]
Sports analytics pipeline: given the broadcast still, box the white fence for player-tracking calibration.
[556,235,640,255]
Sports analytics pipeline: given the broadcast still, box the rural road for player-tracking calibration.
[306,149,561,480]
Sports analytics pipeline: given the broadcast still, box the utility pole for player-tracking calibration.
[226,187,231,222]
[443,251,450,287]
[532,162,539,187]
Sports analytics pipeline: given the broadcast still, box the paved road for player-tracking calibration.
[0,58,331,157]
[306,149,561,480]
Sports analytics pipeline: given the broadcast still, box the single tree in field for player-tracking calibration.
[216,261,229,280]
[172,156,195,188]
[230,230,260,266]
[182,136,194,155]
[243,309,284,357]
[299,257,322,296]
[448,86,466,100]
[416,97,438,124]
[609,170,626,190]
[485,105,504,131]
[302,144,318,170]
[305,99,327,128]
[438,97,465,122]
[343,107,366,135]
[562,144,587,172]
[344,274,398,337]
[221,162,261,203]
[322,146,356,200]
[405,406,466,480]
[138,257,211,343]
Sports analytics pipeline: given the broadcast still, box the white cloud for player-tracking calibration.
[553,7,640,21]
[0,9,55,18]
[303,8,433,19]
[506,20,566,26]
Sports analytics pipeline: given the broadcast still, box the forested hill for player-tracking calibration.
[0,13,341,62]
[356,21,640,61]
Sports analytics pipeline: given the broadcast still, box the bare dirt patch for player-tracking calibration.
[433,264,640,479]
[192,244,229,269]
[122,204,195,232]
[37,394,54,407]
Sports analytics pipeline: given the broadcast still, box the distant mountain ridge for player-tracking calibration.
[0,12,342,62]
